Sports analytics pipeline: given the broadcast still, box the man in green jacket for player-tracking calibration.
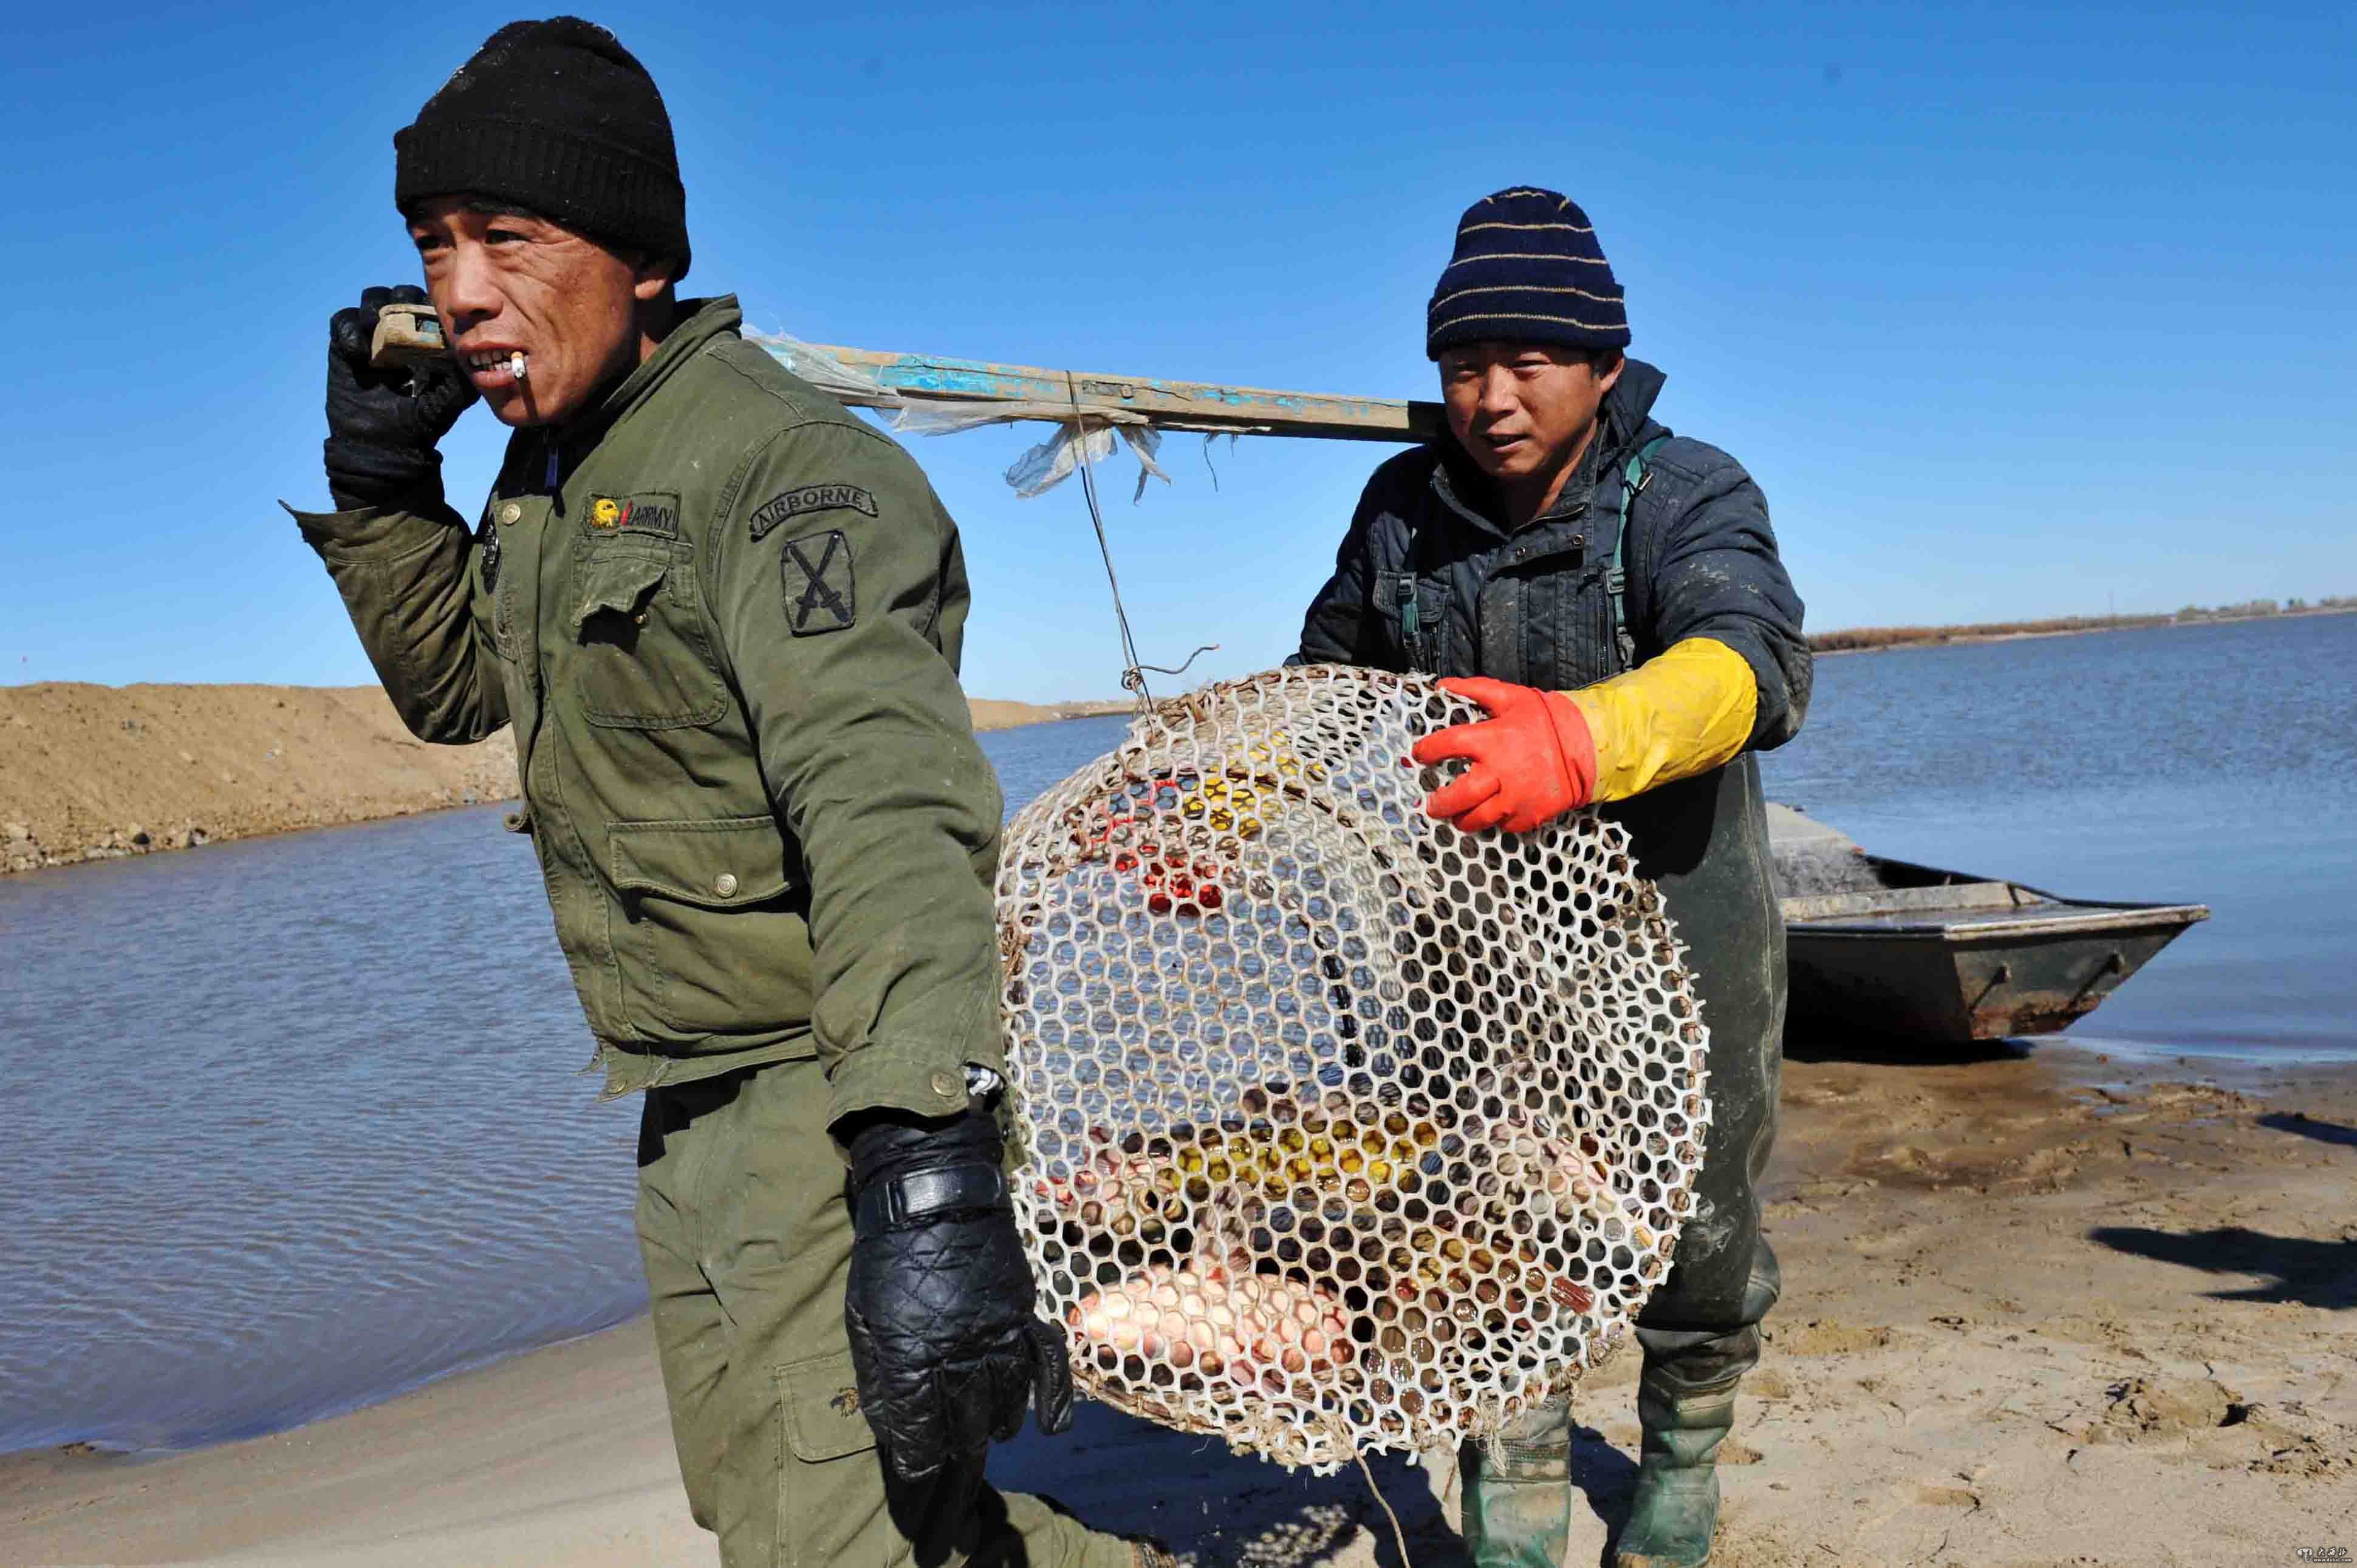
[291,19,1148,1568]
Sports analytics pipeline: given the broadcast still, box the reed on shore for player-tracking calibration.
[1808,595,2353,653]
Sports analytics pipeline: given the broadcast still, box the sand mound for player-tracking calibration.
[0,683,520,873]
[1,684,1121,874]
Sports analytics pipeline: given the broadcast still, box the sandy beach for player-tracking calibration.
[8,1039,2349,1567]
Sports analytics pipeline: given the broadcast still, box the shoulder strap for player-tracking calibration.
[1394,515,1426,672]
[1609,435,1672,670]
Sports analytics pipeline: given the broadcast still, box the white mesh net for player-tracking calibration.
[994,667,1711,1471]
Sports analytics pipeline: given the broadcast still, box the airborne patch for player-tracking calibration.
[780,531,856,635]
[749,482,877,542]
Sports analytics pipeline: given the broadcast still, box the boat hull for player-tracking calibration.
[1784,905,2208,1044]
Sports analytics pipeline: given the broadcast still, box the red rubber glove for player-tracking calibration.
[1411,677,1599,833]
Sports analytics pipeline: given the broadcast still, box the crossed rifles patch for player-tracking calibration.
[779,530,857,635]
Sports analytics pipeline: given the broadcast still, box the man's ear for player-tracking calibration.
[1595,350,1626,397]
[631,254,677,302]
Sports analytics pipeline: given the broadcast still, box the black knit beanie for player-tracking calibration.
[394,17,690,280]
[1426,186,1626,358]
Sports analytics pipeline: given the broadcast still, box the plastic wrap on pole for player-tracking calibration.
[1007,420,1173,502]
[741,331,900,407]
[745,330,1172,500]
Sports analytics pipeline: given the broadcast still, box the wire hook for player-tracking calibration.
[1120,644,1220,694]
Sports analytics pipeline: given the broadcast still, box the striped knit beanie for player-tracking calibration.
[1426,187,1627,358]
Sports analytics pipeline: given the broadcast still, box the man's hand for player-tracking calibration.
[842,1106,1073,1481]
[323,284,477,510]
[1411,675,1599,833]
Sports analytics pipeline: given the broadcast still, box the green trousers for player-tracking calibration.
[636,1058,1137,1568]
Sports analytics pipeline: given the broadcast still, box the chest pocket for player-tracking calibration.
[569,541,730,729]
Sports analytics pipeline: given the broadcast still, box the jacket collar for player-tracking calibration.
[596,294,742,426]
[539,296,743,468]
[1601,356,1666,454]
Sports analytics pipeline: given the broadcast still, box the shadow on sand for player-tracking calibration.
[2088,1225,2357,1311]
[987,1398,1654,1566]
[1567,1419,1643,1565]
[988,1401,1463,1567]
[2090,1106,2357,1312]
[2256,1110,2357,1151]
[1779,1029,2033,1068]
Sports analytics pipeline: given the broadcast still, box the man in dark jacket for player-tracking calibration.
[1294,187,1810,1568]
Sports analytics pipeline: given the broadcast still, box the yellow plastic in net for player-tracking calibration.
[994,667,1710,1471]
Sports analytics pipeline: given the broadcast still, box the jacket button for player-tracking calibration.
[1572,533,1585,548]
[931,1071,962,1099]
[712,872,739,897]
[498,502,522,525]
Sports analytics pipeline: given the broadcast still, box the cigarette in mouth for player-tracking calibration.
[508,351,528,381]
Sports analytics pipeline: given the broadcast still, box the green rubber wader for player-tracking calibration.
[1460,758,1785,1568]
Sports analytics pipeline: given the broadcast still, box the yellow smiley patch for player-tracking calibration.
[590,497,623,529]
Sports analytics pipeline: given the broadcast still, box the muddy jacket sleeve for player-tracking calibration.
[286,483,510,744]
[707,420,1005,1131]
[1292,476,1388,667]
[1631,445,1811,751]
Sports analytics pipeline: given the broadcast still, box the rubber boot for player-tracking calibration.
[1459,1397,1573,1568]
[1612,1367,1739,1568]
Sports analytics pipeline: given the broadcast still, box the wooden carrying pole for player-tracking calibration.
[366,308,1444,446]
[796,344,1446,445]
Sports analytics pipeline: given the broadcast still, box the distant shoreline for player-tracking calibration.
[1810,602,2356,657]
[10,607,2345,875]
[967,696,1134,730]
[0,685,1129,877]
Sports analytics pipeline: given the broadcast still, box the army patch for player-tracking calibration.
[586,493,680,537]
[749,482,877,542]
[780,530,856,635]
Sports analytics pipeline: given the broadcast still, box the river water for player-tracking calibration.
[3,614,2351,1455]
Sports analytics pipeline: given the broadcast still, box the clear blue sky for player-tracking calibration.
[4,2,2349,703]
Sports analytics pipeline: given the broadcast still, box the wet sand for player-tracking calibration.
[7,1041,2352,1567]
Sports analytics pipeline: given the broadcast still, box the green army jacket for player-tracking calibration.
[292,297,1002,1125]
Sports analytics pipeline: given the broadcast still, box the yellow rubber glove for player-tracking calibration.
[1562,637,1759,803]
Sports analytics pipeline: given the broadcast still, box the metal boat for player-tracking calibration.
[1767,805,2209,1043]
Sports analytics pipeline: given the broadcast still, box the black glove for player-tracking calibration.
[842,1105,1073,1481]
[322,284,478,510]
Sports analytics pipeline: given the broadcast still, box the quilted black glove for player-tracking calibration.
[843,1106,1073,1481]
[323,284,477,510]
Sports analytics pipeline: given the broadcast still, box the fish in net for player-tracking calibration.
[994,666,1711,1472]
